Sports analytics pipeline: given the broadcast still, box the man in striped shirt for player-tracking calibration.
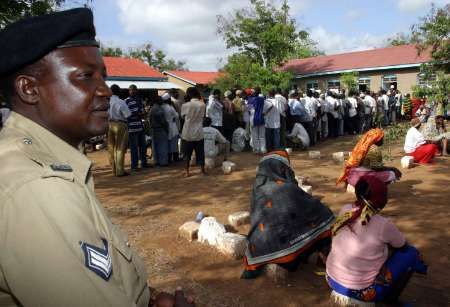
[125,84,148,171]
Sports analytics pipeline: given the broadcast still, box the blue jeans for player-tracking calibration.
[265,128,280,152]
[152,131,169,166]
[129,131,147,169]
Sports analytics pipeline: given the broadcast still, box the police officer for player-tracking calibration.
[0,8,193,307]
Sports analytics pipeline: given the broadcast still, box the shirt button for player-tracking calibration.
[22,138,32,145]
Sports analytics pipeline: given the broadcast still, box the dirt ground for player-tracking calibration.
[89,135,450,307]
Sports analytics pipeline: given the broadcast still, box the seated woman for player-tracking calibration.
[337,128,401,187]
[242,151,334,279]
[404,118,440,164]
[326,176,427,305]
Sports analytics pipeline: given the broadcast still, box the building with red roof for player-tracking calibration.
[103,57,180,90]
[163,70,221,94]
[282,44,432,94]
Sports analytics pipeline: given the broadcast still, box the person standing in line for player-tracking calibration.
[108,84,131,176]
[206,89,223,133]
[232,89,245,129]
[222,90,235,142]
[181,87,206,177]
[381,90,389,126]
[347,90,359,135]
[363,92,376,131]
[125,84,148,171]
[248,87,266,154]
[326,91,339,138]
[319,93,329,139]
[263,89,282,152]
[275,87,288,148]
[337,92,345,136]
[162,92,180,164]
[304,89,318,145]
[149,96,169,167]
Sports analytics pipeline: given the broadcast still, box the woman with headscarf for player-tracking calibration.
[326,176,427,305]
[336,128,401,187]
[242,151,334,278]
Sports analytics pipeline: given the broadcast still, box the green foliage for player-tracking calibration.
[217,0,320,68]
[382,123,410,161]
[340,71,359,92]
[411,4,450,72]
[100,42,187,72]
[214,53,293,93]
[216,0,315,92]
[386,32,413,46]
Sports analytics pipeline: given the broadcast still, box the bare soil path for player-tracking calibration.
[90,135,450,307]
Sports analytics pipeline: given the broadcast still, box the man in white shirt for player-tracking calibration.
[203,117,230,161]
[347,91,359,135]
[304,90,318,145]
[181,87,206,177]
[326,91,339,138]
[363,92,376,131]
[264,89,283,151]
[382,90,389,126]
[206,89,223,133]
[107,84,131,177]
[274,88,287,148]
[319,93,329,138]
[404,118,439,164]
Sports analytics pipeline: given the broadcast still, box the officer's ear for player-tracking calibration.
[14,74,40,105]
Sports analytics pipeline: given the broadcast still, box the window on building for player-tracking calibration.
[327,80,340,89]
[306,80,319,92]
[382,74,397,90]
[417,73,436,88]
[358,77,371,92]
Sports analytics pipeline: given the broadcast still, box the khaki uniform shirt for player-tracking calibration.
[0,112,150,307]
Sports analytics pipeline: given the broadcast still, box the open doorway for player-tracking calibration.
[382,75,397,91]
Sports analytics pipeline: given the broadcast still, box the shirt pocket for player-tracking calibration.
[110,226,149,303]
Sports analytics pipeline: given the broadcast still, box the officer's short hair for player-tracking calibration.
[129,84,137,90]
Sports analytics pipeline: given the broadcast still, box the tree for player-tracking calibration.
[214,53,293,93]
[386,32,413,46]
[216,0,316,92]
[100,45,123,57]
[340,71,359,93]
[0,0,92,29]
[410,4,449,108]
[411,4,450,72]
[217,0,320,68]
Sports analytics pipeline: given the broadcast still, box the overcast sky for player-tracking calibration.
[89,0,447,71]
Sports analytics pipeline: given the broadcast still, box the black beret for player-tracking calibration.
[0,8,99,77]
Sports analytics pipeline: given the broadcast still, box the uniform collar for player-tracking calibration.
[6,111,92,183]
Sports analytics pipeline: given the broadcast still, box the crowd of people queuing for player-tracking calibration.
[97,81,449,178]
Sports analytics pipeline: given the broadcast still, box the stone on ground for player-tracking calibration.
[346,184,355,194]
[332,151,350,162]
[178,221,200,242]
[205,156,223,170]
[216,233,247,259]
[308,151,321,159]
[295,176,308,186]
[330,290,375,306]
[300,185,313,195]
[401,156,414,169]
[222,161,236,175]
[264,264,289,284]
[228,211,251,227]
[198,217,226,246]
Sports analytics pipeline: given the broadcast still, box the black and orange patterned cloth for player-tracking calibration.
[244,151,334,271]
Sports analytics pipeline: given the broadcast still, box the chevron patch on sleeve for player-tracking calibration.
[80,238,113,281]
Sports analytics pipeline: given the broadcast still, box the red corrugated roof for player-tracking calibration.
[166,70,220,85]
[282,44,431,75]
[104,56,164,78]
